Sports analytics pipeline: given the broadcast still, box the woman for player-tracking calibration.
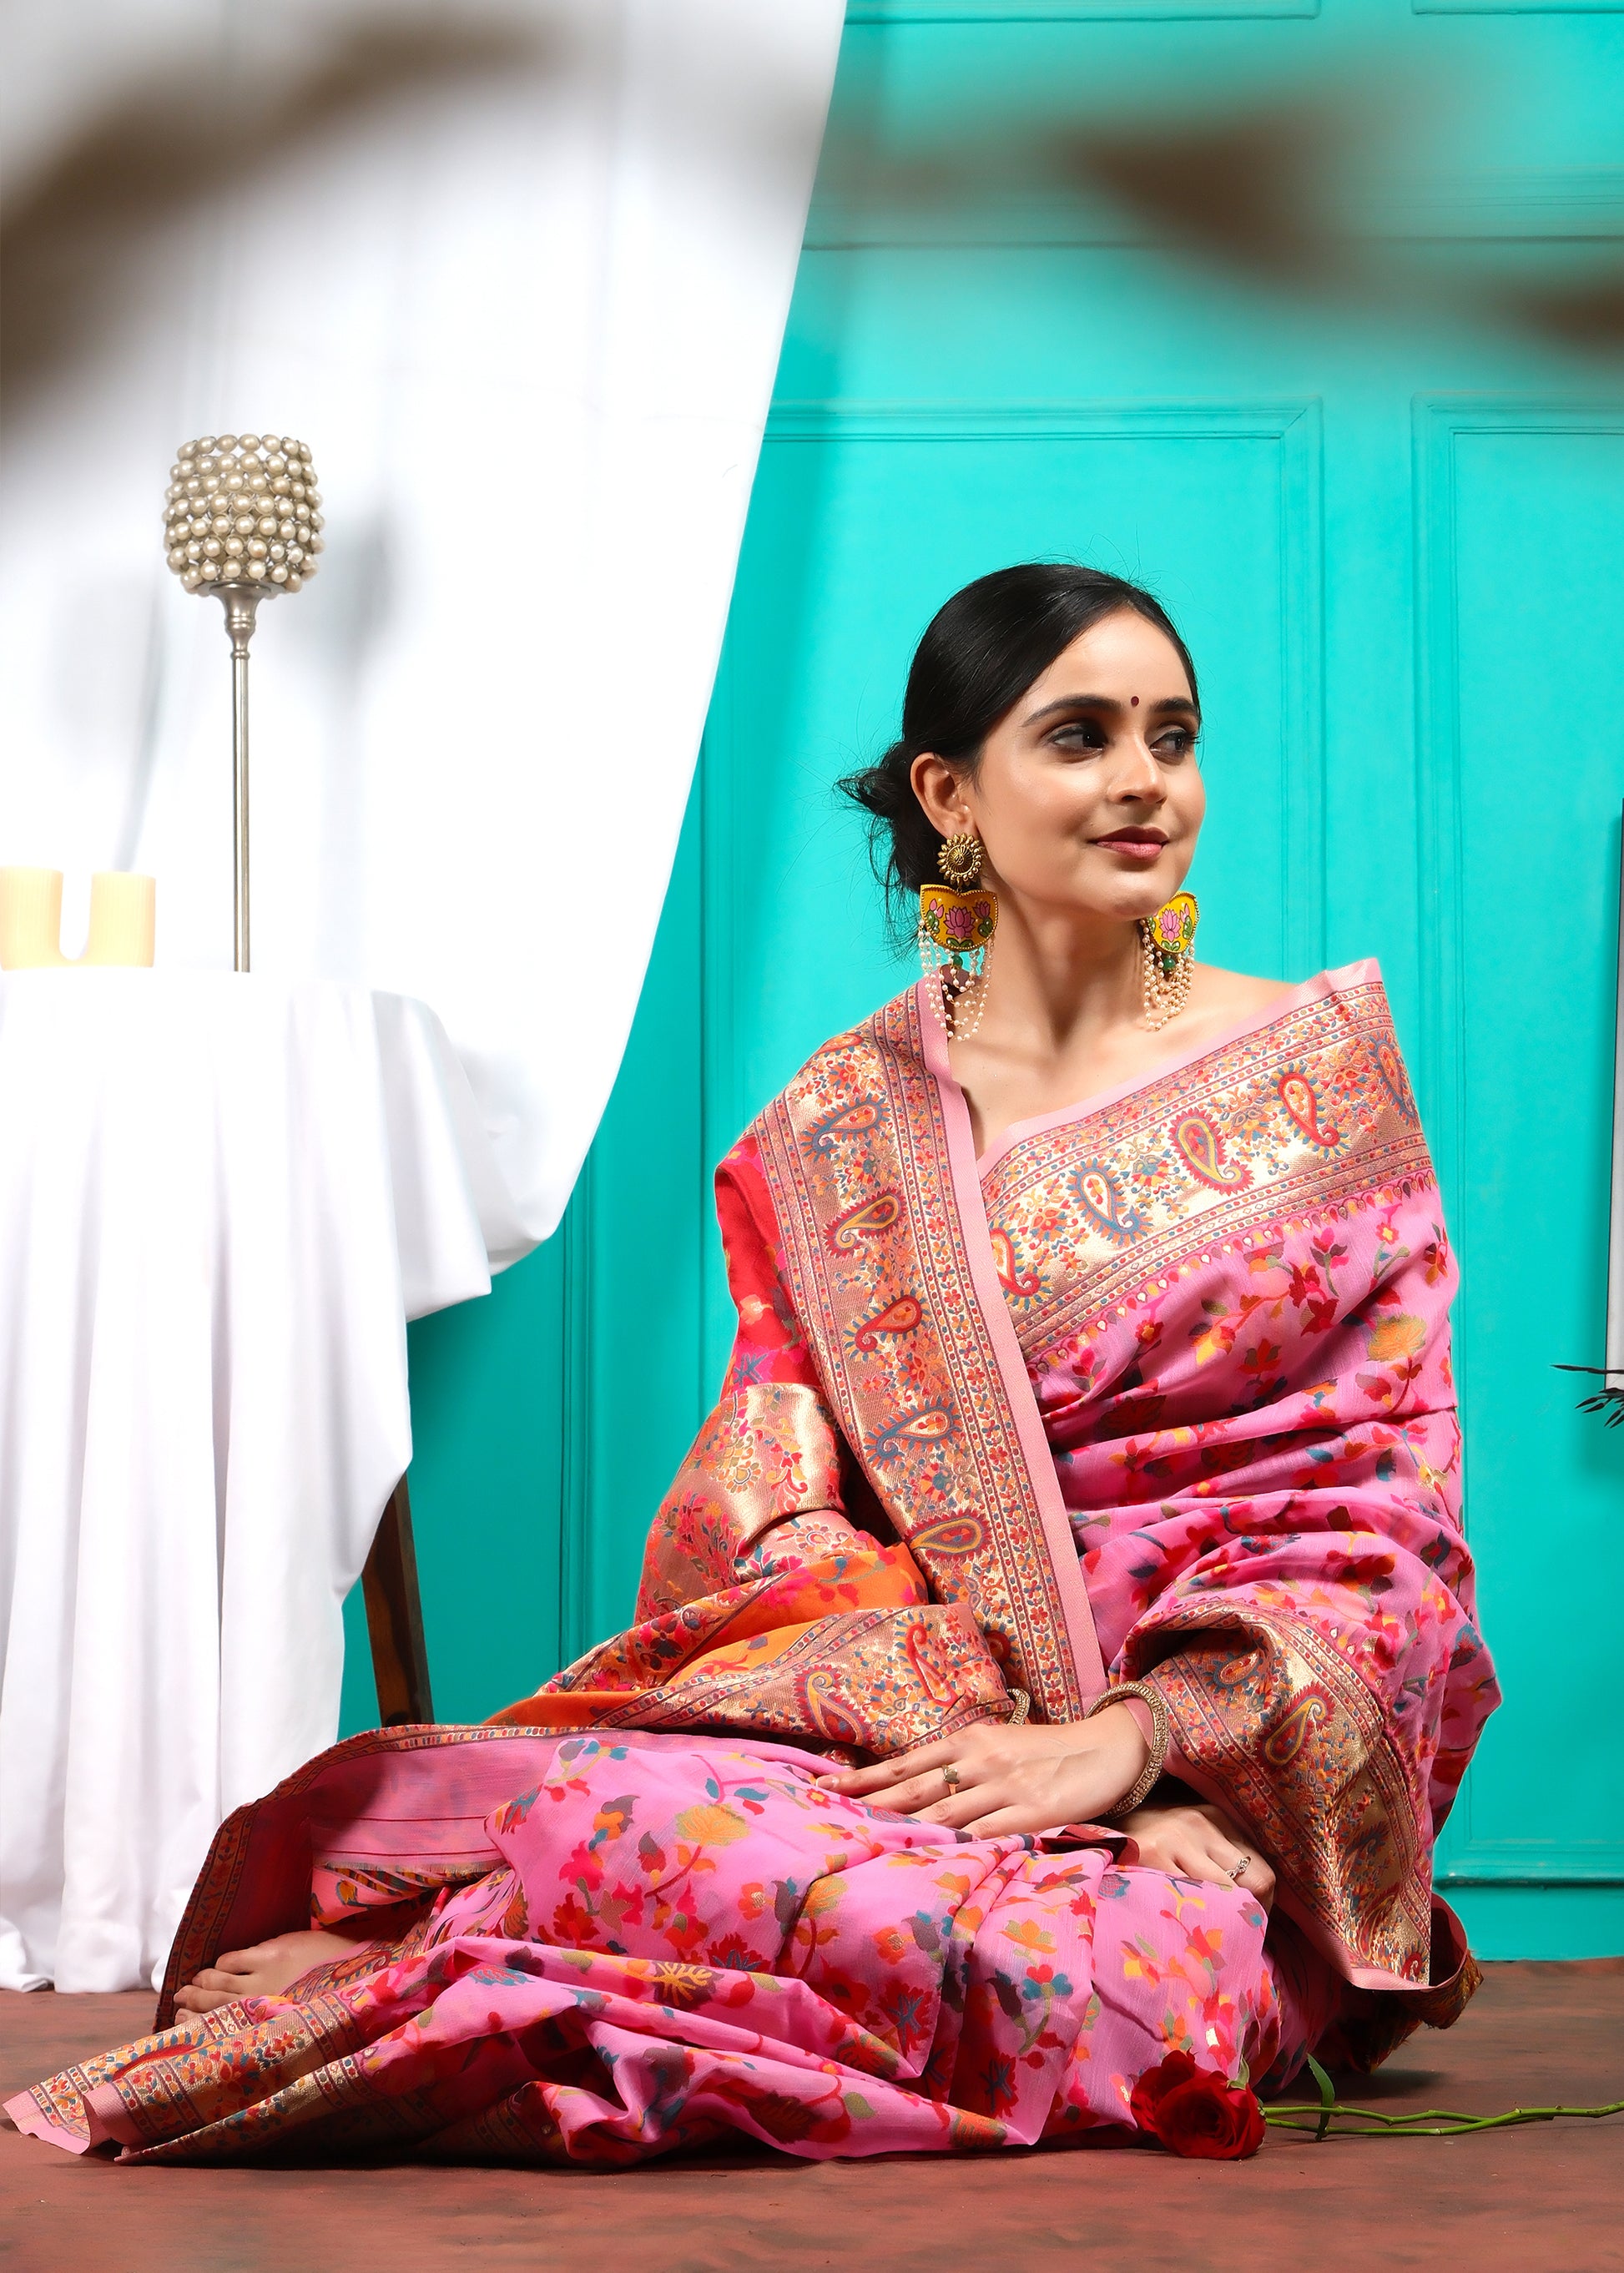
[11,564,1497,2165]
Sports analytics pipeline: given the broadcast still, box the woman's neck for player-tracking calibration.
[943,900,1294,1163]
[975,897,1144,1060]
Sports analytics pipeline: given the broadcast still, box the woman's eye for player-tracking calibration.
[1154,729,1195,759]
[1051,719,1107,751]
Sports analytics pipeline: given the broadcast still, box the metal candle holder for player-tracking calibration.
[162,431,325,971]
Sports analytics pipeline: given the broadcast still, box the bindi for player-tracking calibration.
[1130,695,1139,707]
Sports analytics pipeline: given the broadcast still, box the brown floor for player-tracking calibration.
[2,1962,1621,2273]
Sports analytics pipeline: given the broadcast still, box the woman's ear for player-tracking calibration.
[910,752,975,840]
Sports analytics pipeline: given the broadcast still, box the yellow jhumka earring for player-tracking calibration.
[1139,890,1198,1031]
[919,834,998,1038]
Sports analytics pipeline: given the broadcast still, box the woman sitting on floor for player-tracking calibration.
[10,562,1497,2165]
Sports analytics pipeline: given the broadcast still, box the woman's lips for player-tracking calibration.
[1093,834,1167,862]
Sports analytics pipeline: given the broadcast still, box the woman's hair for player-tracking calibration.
[839,561,1199,912]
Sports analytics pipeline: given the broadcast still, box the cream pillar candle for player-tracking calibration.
[0,869,156,970]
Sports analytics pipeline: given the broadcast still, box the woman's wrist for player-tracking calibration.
[1084,1681,1170,1817]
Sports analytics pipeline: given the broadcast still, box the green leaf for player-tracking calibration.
[843,2093,876,2120]
[1304,2052,1337,2142]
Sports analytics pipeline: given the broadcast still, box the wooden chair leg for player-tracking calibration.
[361,1474,434,1726]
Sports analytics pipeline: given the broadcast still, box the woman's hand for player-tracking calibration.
[815,1705,1148,1838]
[1118,1796,1275,1908]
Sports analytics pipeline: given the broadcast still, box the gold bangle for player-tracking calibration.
[1085,1681,1169,1819]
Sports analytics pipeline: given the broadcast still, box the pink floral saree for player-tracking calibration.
[10,961,1498,2165]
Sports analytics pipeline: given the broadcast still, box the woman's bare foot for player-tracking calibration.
[173,1927,377,2018]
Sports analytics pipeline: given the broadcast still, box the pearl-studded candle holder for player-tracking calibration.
[163,431,324,593]
[162,431,325,971]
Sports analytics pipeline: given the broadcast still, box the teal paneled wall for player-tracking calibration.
[345,0,1624,1958]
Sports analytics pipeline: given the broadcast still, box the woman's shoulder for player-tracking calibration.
[1188,965,1299,1021]
[1183,957,1389,1051]
[1191,956,1384,1020]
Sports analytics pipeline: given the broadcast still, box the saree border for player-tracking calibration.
[974,962,1371,1179]
[1132,1607,1433,1988]
[974,970,1435,1361]
[754,989,1103,1722]
[915,989,1107,1702]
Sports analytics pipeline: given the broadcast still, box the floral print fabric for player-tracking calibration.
[12,1735,1316,2165]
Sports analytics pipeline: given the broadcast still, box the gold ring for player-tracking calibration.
[943,1764,961,1794]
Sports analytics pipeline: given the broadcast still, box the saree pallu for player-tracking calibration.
[11,960,1498,2163]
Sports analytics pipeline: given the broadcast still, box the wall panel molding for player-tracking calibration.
[1413,393,1624,1891]
[557,1158,596,1669]
[1415,3,1621,15]
[1440,1847,1624,1887]
[847,3,1319,21]
[804,170,1624,249]
[1411,397,1624,1210]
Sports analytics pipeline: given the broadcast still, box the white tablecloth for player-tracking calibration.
[0,972,526,1991]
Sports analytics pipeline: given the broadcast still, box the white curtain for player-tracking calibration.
[0,0,844,1253]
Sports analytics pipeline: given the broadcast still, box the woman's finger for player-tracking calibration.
[960,1803,1046,1838]
[853,1761,979,1816]
[880,1771,991,1823]
[817,1739,955,1796]
[1233,1852,1275,1909]
[1158,1837,1238,1888]
[1206,1832,1271,1903]
[1172,1833,1275,1910]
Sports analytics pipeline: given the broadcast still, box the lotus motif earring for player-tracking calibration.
[1139,890,1198,1031]
[919,834,999,1039]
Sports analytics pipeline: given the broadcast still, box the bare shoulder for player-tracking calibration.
[1188,963,1298,1023]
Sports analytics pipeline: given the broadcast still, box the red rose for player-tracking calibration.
[1130,2051,1266,2160]
[1129,2049,1198,2128]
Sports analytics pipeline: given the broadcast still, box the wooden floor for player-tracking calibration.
[3,1960,1621,2273]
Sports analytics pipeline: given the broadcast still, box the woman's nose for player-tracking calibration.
[1108,738,1164,800]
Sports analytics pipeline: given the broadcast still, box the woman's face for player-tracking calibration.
[913,609,1204,925]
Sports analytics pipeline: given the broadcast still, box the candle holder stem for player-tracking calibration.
[217,584,263,974]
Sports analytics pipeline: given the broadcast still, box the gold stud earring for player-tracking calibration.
[936,834,983,891]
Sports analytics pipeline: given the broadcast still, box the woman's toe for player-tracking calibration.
[174,1987,231,2015]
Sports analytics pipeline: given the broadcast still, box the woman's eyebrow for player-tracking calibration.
[1022,693,1199,726]
[1022,692,1123,725]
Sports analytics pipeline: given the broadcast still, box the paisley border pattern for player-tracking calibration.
[981,977,1433,1359]
[1129,1611,1433,1985]
[754,990,1098,1722]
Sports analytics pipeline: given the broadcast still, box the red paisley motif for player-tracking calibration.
[852,1293,923,1353]
[1276,1071,1341,1150]
[989,1227,1043,1298]
[1171,1110,1251,1192]
[827,1192,903,1251]
[1262,1686,1332,1766]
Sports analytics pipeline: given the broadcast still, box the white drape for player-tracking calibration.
[0,0,844,1252]
[0,971,519,1990]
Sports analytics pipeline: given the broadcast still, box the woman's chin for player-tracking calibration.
[1039,872,1180,923]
